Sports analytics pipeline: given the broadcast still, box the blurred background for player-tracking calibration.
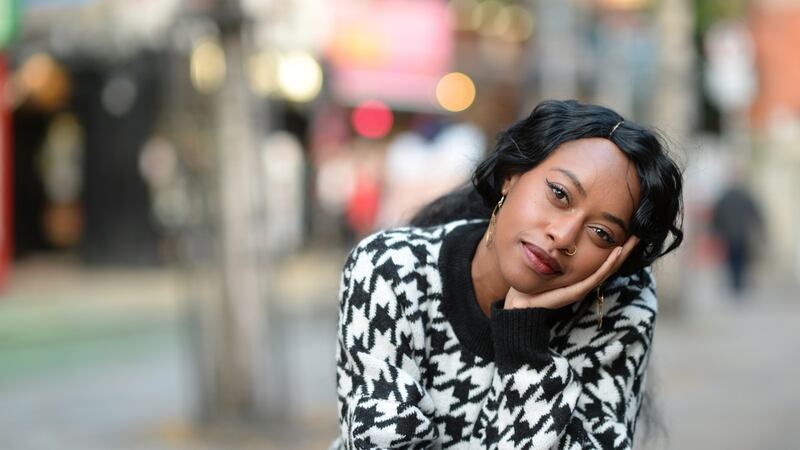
[0,0,798,448]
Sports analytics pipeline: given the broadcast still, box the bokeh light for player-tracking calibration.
[190,39,226,94]
[472,0,503,36]
[277,51,323,103]
[247,50,279,97]
[493,5,535,42]
[101,75,138,117]
[436,72,476,112]
[17,52,70,111]
[351,99,393,139]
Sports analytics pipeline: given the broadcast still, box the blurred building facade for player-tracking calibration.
[0,0,16,288]
[749,0,800,280]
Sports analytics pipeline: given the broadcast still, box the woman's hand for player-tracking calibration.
[505,235,640,310]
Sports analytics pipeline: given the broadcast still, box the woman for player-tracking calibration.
[331,100,683,449]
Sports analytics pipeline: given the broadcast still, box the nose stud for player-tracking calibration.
[564,245,577,256]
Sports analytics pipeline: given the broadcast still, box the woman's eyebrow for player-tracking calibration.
[602,212,629,234]
[553,168,586,197]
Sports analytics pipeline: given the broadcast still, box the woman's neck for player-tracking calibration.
[471,234,510,317]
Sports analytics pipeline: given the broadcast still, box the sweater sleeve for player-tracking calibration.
[335,240,439,449]
[469,270,657,449]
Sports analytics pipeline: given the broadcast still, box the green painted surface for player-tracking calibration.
[0,0,19,49]
[0,290,184,381]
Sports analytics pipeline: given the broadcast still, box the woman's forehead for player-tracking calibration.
[539,138,641,209]
[547,139,635,177]
[548,138,627,165]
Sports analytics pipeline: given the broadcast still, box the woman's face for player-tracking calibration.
[493,137,641,295]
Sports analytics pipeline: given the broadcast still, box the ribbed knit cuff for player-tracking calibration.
[490,300,555,371]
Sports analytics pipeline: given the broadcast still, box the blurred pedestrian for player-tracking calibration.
[331,100,684,449]
[711,173,764,295]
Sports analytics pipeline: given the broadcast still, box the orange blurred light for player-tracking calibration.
[17,52,70,111]
[351,99,393,139]
[436,72,476,112]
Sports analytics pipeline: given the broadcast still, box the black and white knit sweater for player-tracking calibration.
[331,219,656,449]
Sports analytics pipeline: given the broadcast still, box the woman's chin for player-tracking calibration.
[507,279,551,296]
[502,263,578,297]
[509,276,575,297]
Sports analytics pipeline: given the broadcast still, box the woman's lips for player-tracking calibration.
[521,242,563,276]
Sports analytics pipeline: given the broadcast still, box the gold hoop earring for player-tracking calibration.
[596,287,604,330]
[485,194,506,247]
[565,245,577,256]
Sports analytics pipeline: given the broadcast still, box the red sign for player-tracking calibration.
[0,54,12,289]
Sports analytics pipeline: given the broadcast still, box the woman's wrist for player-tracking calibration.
[490,301,555,369]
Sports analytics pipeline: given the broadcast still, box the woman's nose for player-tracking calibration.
[546,213,582,248]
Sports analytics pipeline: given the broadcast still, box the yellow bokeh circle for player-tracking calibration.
[436,72,476,112]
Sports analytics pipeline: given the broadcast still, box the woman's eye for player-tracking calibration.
[546,180,569,204]
[591,227,616,244]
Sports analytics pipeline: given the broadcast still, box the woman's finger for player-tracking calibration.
[506,235,641,310]
[572,246,624,294]
[533,246,625,308]
[607,235,639,276]
[564,235,639,298]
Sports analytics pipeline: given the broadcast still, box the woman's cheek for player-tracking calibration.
[571,252,607,281]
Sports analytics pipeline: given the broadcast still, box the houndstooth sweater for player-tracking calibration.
[331,219,657,449]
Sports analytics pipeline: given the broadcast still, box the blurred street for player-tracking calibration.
[3,0,800,448]
[644,264,800,450]
[0,252,343,450]
[0,253,797,450]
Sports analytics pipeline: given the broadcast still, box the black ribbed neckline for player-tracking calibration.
[438,221,496,360]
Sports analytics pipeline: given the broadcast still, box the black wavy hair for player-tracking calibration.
[410,99,684,276]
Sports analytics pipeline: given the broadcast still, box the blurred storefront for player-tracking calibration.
[10,0,177,265]
[0,0,17,289]
[6,0,703,261]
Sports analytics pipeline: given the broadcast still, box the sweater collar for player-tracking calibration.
[438,220,495,360]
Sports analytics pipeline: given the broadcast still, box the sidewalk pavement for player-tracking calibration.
[0,251,344,450]
[0,252,797,449]
[639,264,800,450]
